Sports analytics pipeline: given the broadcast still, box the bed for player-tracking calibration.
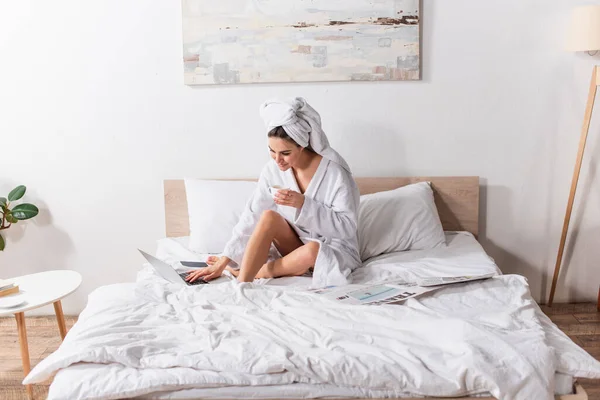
[23,177,600,400]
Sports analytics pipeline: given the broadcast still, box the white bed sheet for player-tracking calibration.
[138,373,576,399]
[29,232,600,400]
[116,232,579,398]
[156,231,503,289]
[42,287,577,400]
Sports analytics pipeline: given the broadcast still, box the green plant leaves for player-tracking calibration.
[8,186,26,202]
[11,204,39,220]
[0,186,37,250]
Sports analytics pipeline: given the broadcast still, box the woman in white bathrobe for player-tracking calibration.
[186,98,361,287]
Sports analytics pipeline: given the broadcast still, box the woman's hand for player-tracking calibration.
[274,189,305,209]
[185,256,230,282]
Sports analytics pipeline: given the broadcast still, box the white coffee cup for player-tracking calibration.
[268,185,284,198]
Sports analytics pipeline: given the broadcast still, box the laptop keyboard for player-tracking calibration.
[179,273,208,285]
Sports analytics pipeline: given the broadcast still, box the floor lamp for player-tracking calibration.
[548,5,600,307]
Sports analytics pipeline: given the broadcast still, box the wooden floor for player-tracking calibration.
[539,303,600,399]
[1,305,600,399]
[0,315,77,400]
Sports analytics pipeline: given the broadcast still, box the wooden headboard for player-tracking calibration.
[164,177,480,238]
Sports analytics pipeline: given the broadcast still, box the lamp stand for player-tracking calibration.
[548,65,600,306]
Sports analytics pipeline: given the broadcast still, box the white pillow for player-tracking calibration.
[184,179,257,254]
[156,236,196,262]
[358,181,446,261]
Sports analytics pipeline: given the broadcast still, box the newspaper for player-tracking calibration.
[309,280,436,306]
[416,272,496,287]
[309,273,495,306]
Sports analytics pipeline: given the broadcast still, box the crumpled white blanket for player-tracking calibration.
[24,271,600,400]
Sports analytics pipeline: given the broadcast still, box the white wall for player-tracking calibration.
[1,0,599,315]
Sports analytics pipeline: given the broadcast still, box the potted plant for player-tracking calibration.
[0,185,39,251]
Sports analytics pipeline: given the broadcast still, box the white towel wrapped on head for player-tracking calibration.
[260,97,351,173]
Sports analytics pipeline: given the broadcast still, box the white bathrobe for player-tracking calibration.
[222,158,361,287]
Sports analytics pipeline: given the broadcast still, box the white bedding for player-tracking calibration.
[25,233,600,400]
[156,231,503,288]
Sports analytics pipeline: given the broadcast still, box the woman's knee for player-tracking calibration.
[256,210,283,232]
[259,210,282,224]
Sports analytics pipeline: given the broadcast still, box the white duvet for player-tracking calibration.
[24,233,600,400]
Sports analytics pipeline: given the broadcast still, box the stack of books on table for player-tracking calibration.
[0,279,19,297]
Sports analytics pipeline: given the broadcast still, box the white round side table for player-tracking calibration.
[0,270,82,399]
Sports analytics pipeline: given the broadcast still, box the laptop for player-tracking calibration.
[138,249,231,286]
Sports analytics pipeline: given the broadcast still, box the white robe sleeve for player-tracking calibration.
[293,178,358,240]
[221,168,274,265]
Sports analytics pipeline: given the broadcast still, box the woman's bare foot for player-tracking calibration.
[228,263,274,280]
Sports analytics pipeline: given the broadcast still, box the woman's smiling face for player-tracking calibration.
[268,137,302,171]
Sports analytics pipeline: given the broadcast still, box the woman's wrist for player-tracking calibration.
[219,256,231,269]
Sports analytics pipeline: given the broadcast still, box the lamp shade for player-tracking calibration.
[567,5,600,52]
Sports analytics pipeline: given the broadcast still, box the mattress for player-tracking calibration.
[26,232,600,400]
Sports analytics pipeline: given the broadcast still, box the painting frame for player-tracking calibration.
[181,0,421,85]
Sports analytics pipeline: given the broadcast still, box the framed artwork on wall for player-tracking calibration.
[181,0,420,85]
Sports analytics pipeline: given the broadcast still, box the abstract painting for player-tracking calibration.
[181,0,420,85]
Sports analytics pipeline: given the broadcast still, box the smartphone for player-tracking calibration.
[180,261,208,268]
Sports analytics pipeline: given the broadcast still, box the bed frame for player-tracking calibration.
[163,177,587,400]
